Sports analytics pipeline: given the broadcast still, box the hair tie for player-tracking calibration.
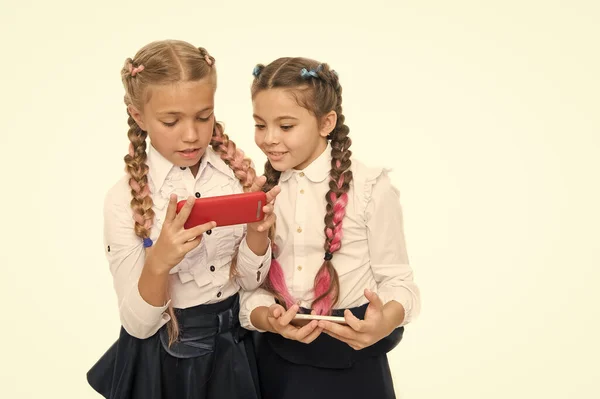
[204,54,213,66]
[252,65,263,78]
[128,63,145,77]
[300,67,320,79]
[143,237,153,248]
[324,252,333,261]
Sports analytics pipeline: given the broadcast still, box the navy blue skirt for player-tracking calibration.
[87,294,260,399]
[253,303,404,399]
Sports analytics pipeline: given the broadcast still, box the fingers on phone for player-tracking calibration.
[266,186,281,202]
[175,196,195,223]
[189,221,216,237]
[250,175,267,192]
[301,322,323,343]
[165,194,178,220]
[263,204,274,214]
[182,234,203,252]
[269,304,285,318]
[279,304,299,326]
[296,319,318,337]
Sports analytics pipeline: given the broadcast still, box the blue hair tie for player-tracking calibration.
[143,237,153,248]
[252,65,262,78]
[300,67,319,79]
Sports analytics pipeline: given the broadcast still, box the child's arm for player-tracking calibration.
[106,187,214,339]
[233,176,280,290]
[365,171,420,326]
[239,288,276,331]
[104,185,171,339]
[233,237,272,290]
[318,171,420,348]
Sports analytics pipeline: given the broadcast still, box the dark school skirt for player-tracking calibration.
[87,294,260,399]
[253,303,404,399]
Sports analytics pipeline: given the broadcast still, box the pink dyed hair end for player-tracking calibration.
[312,264,333,315]
[267,259,295,309]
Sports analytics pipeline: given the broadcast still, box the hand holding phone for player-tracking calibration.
[245,175,281,234]
[264,304,324,344]
[148,195,216,274]
[176,191,267,229]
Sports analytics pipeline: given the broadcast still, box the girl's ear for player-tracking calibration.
[128,104,147,131]
[319,110,337,138]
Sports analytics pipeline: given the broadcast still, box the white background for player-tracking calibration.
[1,1,598,398]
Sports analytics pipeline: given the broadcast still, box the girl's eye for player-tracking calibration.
[163,121,177,127]
[281,125,293,131]
[255,124,266,129]
[197,116,211,122]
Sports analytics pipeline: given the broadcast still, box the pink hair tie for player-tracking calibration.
[129,63,145,77]
[204,54,213,66]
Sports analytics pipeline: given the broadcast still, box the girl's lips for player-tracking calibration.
[267,151,288,161]
[178,148,201,159]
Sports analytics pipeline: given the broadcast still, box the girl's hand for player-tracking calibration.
[147,194,216,274]
[266,304,323,344]
[318,289,404,350]
[246,175,280,234]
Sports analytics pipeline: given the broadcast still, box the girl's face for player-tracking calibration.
[129,78,215,172]
[252,88,336,171]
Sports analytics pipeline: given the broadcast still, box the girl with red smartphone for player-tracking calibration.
[87,40,279,399]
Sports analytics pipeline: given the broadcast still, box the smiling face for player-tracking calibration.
[128,78,216,172]
[253,88,335,171]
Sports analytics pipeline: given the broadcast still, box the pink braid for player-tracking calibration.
[210,126,256,190]
[267,258,296,309]
[312,268,333,315]
[313,156,351,314]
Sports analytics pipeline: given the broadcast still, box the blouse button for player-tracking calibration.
[210,265,215,272]
[297,227,302,233]
[217,292,222,298]
[195,192,201,198]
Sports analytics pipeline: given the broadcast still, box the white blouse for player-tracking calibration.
[104,144,271,339]
[239,144,420,330]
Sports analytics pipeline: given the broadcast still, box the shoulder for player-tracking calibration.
[104,175,133,216]
[350,158,387,182]
[350,158,398,214]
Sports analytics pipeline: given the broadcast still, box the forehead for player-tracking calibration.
[253,88,312,118]
[144,79,215,114]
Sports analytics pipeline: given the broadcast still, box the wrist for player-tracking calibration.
[144,252,172,277]
[245,229,270,256]
[251,306,273,332]
[382,301,405,332]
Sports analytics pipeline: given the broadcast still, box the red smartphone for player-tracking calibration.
[176,191,267,229]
